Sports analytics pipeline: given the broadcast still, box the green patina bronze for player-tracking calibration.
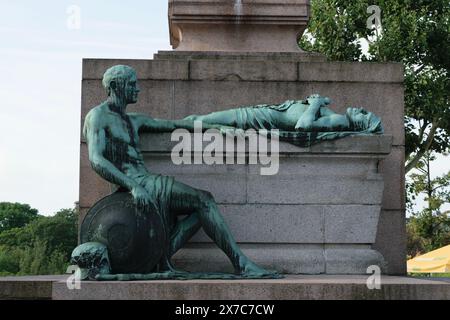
[184,95,383,146]
[71,65,384,281]
[72,65,279,281]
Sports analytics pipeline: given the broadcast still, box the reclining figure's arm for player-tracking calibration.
[294,95,331,131]
[294,95,349,132]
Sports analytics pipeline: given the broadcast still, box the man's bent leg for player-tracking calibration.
[169,180,273,275]
[169,213,201,258]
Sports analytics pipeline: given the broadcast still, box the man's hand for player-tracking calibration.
[131,185,155,213]
[296,95,331,131]
[307,94,331,107]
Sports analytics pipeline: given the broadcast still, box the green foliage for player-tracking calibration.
[300,0,450,173]
[407,152,450,213]
[406,151,450,257]
[0,205,78,276]
[0,246,20,275]
[406,222,427,258]
[299,0,373,61]
[407,211,450,257]
[0,202,38,233]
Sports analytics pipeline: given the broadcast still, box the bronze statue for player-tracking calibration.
[183,95,382,147]
[184,95,382,134]
[73,65,278,280]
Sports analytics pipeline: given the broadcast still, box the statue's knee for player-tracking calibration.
[197,189,215,205]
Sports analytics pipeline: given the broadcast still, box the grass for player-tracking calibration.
[408,273,450,277]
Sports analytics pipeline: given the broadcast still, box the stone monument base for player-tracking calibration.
[141,134,392,274]
[173,244,386,275]
[1,275,450,300]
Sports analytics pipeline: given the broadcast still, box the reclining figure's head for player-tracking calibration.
[346,107,383,133]
[102,65,140,104]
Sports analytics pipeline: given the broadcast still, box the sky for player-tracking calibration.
[0,1,171,215]
[0,1,448,216]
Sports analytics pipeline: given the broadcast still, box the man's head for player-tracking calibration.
[346,107,383,133]
[102,65,140,105]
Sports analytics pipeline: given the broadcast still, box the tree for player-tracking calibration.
[0,206,78,276]
[26,209,78,258]
[300,0,450,173]
[0,246,20,276]
[407,211,450,256]
[0,202,39,233]
[406,151,450,256]
[407,152,450,214]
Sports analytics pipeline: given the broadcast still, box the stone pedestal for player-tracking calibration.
[141,133,391,274]
[79,52,405,274]
[169,0,310,52]
[52,276,450,300]
[3,275,450,300]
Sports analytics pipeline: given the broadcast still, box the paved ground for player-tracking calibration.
[2,274,450,300]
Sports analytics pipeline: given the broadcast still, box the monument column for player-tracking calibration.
[169,0,310,52]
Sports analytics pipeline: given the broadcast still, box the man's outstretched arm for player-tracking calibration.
[131,113,223,132]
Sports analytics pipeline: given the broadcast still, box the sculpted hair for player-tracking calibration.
[102,65,136,96]
[347,108,384,134]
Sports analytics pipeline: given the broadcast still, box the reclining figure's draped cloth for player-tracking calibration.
[231,100,384,147]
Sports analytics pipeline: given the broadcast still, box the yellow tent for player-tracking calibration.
[407,244,450,273]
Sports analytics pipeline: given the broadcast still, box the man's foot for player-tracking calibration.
[157,256,187,274]
[237,257,282,279]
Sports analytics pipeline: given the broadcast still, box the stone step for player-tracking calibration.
[53,275,450,300]
[4,275,448,300]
